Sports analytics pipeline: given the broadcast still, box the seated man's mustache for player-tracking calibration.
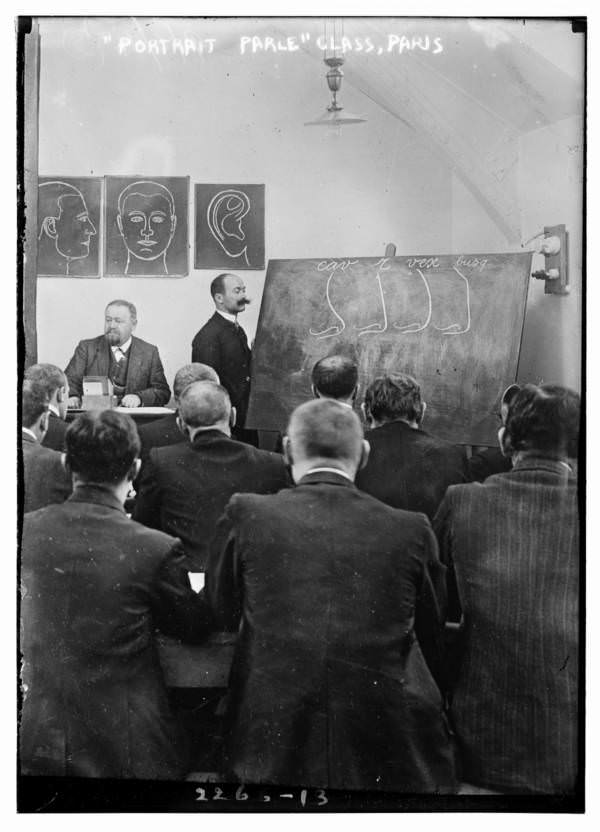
[239,297,251,305]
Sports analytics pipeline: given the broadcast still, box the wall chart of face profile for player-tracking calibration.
[37,177,102,277]
[104,176,189,276]
[245,252,533,445]
[194,183,265,270]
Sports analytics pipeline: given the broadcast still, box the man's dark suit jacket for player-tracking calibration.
[467,446,512,482]
[355,420,468,519]
[433,456,579,794]
[136,411,180,465]
[191,313,251,427]
[20,484,212,780]
[41,411,68,452]
[22,432,72,512]
[65,334,171,405]
[206,470,457,792]
[133,429,289,571]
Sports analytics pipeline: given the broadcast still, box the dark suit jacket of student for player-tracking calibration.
[136,411,180,465]
[206,470,457,792]
[65,334,171,405]
[133,429,289,571]
[191,313,252,427]
[41,410,68,452]
[20,484,212,780]
[355,419,468,520]
[433,456,579,794]
[22,432,72,512]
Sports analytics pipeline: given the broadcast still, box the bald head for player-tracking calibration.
[173,363,219,400]
[311,355,358,403]
[285,399,367,481]
[178,381,232,435]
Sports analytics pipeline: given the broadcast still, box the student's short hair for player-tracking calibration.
[65,410,140,483]
[364,374,424,424]
[287,398,363,465]
[173,363,219,400]
[24,363,66,399]
[178,381,231,428]
[311,355,358,400]
[502,383,580,457]
[105,300,137,323]
[22,380,49,429]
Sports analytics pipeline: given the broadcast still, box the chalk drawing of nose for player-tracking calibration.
[207,189,251,266]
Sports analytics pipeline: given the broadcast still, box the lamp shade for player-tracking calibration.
[304,108,367,127]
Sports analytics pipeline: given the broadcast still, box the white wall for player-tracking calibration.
[36,18,452,387]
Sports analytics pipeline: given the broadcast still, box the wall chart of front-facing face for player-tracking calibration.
[37,177,102,277]
[104,176,189,276]
[195,183,265,270]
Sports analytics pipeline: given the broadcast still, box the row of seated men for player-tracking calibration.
[19,358,580,795]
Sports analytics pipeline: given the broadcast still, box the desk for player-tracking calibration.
[67,406,174,424]
[157,631,236,688]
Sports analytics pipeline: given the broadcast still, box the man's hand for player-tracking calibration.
[68,396,81,409]
[121,394,142,408]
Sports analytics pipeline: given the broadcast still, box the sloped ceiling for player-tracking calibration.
[273,17,584,242]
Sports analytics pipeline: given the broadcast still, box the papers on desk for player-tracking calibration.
[114,406,175,415]
[188,572,205,593]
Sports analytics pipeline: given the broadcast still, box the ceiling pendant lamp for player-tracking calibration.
[304,54,367,130]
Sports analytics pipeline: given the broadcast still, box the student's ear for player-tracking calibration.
[282,435,294,468]
[176,415,189,438]
[60,452,68,473]
[360,401,370,425]
[501,383,520,409]
[498,426,511,457]
[418,400,427,425]
[39,411,49,435]
[128,458,142,481]
[229,407,237,429]
[358,440,370,471]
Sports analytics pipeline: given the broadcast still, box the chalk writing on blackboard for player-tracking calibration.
[309,258,473,339]
[431,266,471,335]
[207,189,252,267]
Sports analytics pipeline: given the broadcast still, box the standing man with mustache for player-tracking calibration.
[65,300,171,408]
[191,273,257,445]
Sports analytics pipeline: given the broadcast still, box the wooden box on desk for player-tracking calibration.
[82,376,117,410]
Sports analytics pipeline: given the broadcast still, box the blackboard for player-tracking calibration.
[246,253,532,445]
[104,176,189,276]
[195,183,265,270]
[38,177,102,277]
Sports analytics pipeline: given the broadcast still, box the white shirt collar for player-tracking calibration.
[304,467,354,482]
[48,403,60,418]
[216,309,238,324]
[22,427,38,442]
[111,337,132,354]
